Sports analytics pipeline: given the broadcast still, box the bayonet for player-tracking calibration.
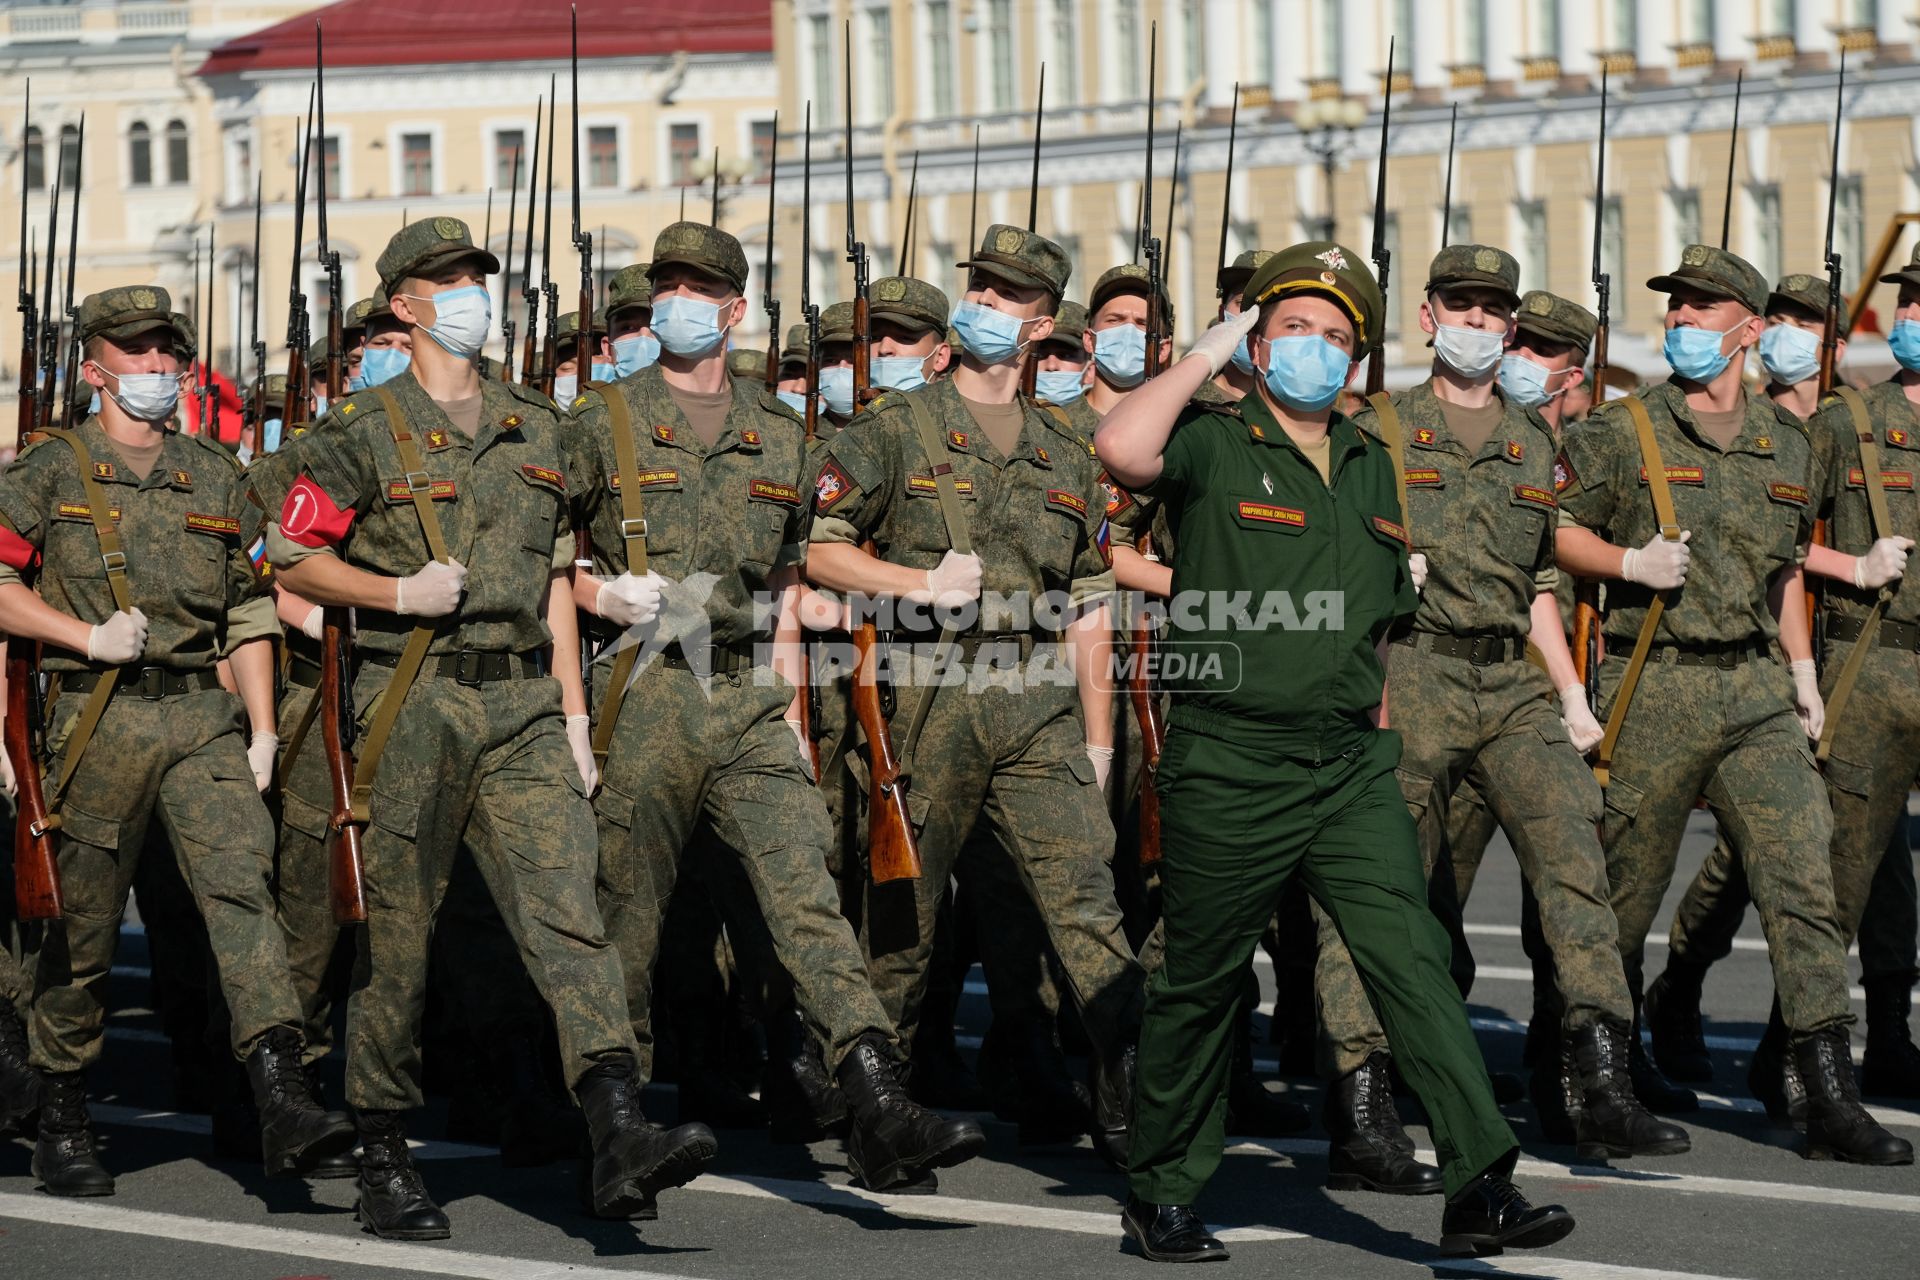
[315,22,343,403]
[519,94,542,384]
[52,115,83,433]
[843,20,869,399]
[1820,53,1847,395]
[572,9,595,387]
[15,77,35,439]
[965,124,980,290]
[1215,82,1238,301]
[281,93,314,429]
[1365,35,1394,395]
[1440,102,1457,248]
[762,111,780,391]
[34,129,61,433]
[502,144,522,381]
[898,149,918,278]
[711,147,721,226]
[541,73,558,395]
[801,101,818,439]
[1027,65,1045,232]
[1721,69,1743,249]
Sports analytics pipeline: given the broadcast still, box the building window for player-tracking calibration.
[231,136,251,205]
[22,125,42,191]
[588,126,618,189]
[1393,0,1415,63]
[1315,0,1342,80]
[750,118,776,181]
[1446,203,1471,248]
[810,15,834,127]
[60,124,81,189]
[988,0,1015,113]
[866,8,894,120]
[1767,0,1795,36]
[1671,187,1701,259]
[401,132,433,197]
[1182,0,1201,88]
[1116,0,1142,100]
[1518,199,1548,296]
[926,1,956,116]
[1601,195,1625,324]
[128,122,152,187]
[1684,0,1714,44]
[669,123,701,186]
[1464,0,1487,65]
[1251,1,1274,85]
[310,135,341,197]
[1534,0,1560,57]
[1753,183,1782,281]
[1852,0,1878,25]
[165,119,188,185]
[495,130,525,191]
[1612,0,1637,51]
[1054,0,1079,105]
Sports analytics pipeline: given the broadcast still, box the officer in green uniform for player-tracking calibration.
[268,217,716,1237]
[807,224,1147,1169]
[1034,300,1091,413]
[564,220,986,1195]
[0,287,355,1197]
[1553,244,1911,1165]
[1096,243,1573,1263]
[1325,248,1683,1174]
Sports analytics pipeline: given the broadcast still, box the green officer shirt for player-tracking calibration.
[267,369,573,658]
[0,418,277,673]
[1810,377,1920,627]
[562,364,814,648]
[1555,378,1813,648]
[1146,391,1416,761]
[1351,379,1560,639]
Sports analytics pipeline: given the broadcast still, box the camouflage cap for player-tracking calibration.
[1513,290,1598,353]
[342,294,382,337]
[957,223,1071,298]
[1425,243,1522,307]
[819,301,857,347]
[306,336,330,369]
[1880,242,1920,289]
[607,262,655,319]
[869,276,950,333]
[779,321,811,366]
[558,309,609,341]
[1647,244,1768,315]
[169,312,196,358]
[1766,272,1832,319]
[1087,263,1174,329]
[1045,300,1090,345]
[649,223,749,293]
[1217,248,1275,301]
[1242,241,1382,348]
[264,373,289,399]
[375,216,500,293]
[77,285,185,346]
[727,348,768,381]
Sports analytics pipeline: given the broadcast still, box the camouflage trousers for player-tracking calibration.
[856,645,1145,1058]
[0,918,27,1008]
[272,670,346,1065]
[1595,650,1851,1036]
[1444,774,1558,1020]
[27,687,303,1074]
[1667,638,1920,983]
[591,655,892,1082]
[342,665,635,1111]
[1316,644,1630,1077]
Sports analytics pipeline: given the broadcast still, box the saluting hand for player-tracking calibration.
[1557,685,1604,755]
[1185,306,1261,378]
[395,559,468,617]
[1854,536,1915,590]
[1621,530,1690,591]
[87,608,148,664]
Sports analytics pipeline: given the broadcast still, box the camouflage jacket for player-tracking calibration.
[1810,378,1920,627]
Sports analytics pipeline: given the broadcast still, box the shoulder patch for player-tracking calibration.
[947,429,970,450]
[740,429,762,447]
[1553,454,1577,493]
[815,459,855,513]
[653,423,675,443]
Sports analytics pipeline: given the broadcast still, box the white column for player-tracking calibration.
[1203,0,1239,110]
[1410,1,1446,93]
[1712,0,1744,61]
[1794,0,1827,56]
[1635,0,1668,68]
[1487,0,1522,84]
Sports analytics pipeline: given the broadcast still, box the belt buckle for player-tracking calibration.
[137,667,166,700]
[453,651,485,687]
[619,517,648,540]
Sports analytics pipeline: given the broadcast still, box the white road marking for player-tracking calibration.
[1439,1259,1753,1280]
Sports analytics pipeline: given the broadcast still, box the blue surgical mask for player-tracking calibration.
[1093,325,1149,388]
[88,391,101,415]
[1261,335,1351,412]
[351,346,411,391]
[1663,321,1741,383]
[1229,335,1256,375]
[1891,319,1920,372]
[262,417,284,453]
[612,333,661,377]
[1498,353,1565,409]
[819,366,856,418]
[552,373,579,406]
[951,300,1032,365]
[1756,323,1821,387]
[776,389,810,416]
[404,284,491,358]
[872,353,930,393]
[1035,369,1087,405]
[312,393,330,417]
[651,296,731,358]
[590,360,614,383]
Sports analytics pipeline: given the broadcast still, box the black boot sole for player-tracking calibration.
[854,1125,987,1193]
[1121,1213,1231,1263]
[306,1153,360,1180]
[1804,1141,1915,1166]
[594,1131,719,1219]
[1574,1134,1691,1161]
[32,1173,115,1197]
[1326,1170,1444,1196]
[1440,1208,1577,1257]
[265,1119,359,1178]
[354,1203,451,1241]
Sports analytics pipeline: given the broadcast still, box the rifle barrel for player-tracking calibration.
[1215,83,1238,299]
[1721,69,1743,249]
[1028,65,1045,232]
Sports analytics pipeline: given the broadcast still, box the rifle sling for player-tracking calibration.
[347,388,452,823]
[588,386,649,764]
[42,429,136,811]
[1367,391,1411,533]
[898,393,976,769]
[1818,385,1893,761]
[1593,396,1681,788]
[279,671,323,776]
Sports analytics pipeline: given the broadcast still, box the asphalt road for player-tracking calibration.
[3,805,1918,1280]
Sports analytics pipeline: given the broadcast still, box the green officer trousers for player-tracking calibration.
[1130,714,1517,1204]
[27,688,304,1075]
[343,666,636,1111]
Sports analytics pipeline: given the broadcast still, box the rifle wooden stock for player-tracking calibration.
[6,638,61,920]
[1572,585,1602,711]
[852,619,918,882]
[320,611,366,925]
[1127,577,1165,867]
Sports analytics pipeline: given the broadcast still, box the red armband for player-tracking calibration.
[279,475,356,548]
[0,525,39,572]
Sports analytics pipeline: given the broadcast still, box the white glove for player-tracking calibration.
[1620,530,1691,590]
[299,604,326,641]
[394,559,467,617]
[1086,742,1115,791]
[1853,536,1915,589]
[566,713,598,795]
[1,745,15,800]
[1185,306,1261,377]
[1558,684,1604,755]
[86,608,148,663]
[596,571,664,628]
[1409,552,1429,595]
[1790,658,1825,743]
[247,731,278,792]
[923,550,984,609]
[785,717,814,780]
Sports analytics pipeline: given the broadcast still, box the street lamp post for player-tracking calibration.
[1296,97,1367,243]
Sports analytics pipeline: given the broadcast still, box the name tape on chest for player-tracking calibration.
[1767,481,1809,506]
[1045,489,1088,517]
[1404,468,1443,486]
[1638,465,1706,486]
[54,501,121,524]
[185,512,242,538]
[748,478,801,505]
[1372,515,1410,546]
[1237,501,1306,529]
[520,464,566,491]
[1512,484,1556,509]
[612,467,681,491]
[907,474,976,498]
[1847,468,1915,491]
[385,478,458,502]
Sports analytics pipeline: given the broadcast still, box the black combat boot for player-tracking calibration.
[1089,1039,1137,1171]
[0,998,40,1138]
[1568,1022,1691,1160]
[247,1029,356,1178]
[764,1013,849,1145]
[1324,1052,1442,1195]
[1527,1024,1579,1145]
[978,1011,1093,1145]
[1644,966,1715,1083]
[31,1071,113,1197]
[355,1111,450,1240]
[1797,1028,1914,1165]
[1121,1194,1230,1263]
[1748,1000,1806,1130]
[495,1036,591,1167]
[1439,1169,1576,1257]
[302,1064,358,1179]
[1226,1002,1309,1137]
[575,1056,717,1219]
[1861,973,1920,1098]
[837,1032,985,1192]
[1626,999,1698,1114]
[907,1009,988,1111]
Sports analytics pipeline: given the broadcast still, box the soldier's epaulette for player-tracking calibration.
[500,378,559,415]
[761,387,805,424]
[177,429,247,475]
[856,389,901,420]
[324,389,382,426]
[1034,400,1089,448]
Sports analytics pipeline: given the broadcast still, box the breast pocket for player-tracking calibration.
[180,515,240,604]
[743,478,804,569]
[515,462,567,557]
[1502,484,1556,567]
[613,467,686,560]
[1762,478,1811,564]
[1021,487,1091,580]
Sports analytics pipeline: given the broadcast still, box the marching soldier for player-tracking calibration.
[1097,244,1573,1262]
[565,221,987,1195]
[1553,244,1911,1165]
[599,263,660,381]
[551,309,609,406]
[267,217,715,1237]
[773,321,812,417]
[868,275,954,392]
[0,288,355,1196]
[348,292,410,392]
[815,302,859,433]
[1212,249,1273,402]
[1034,300,1091,410]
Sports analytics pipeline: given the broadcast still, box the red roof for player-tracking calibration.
[199,0,771,78]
